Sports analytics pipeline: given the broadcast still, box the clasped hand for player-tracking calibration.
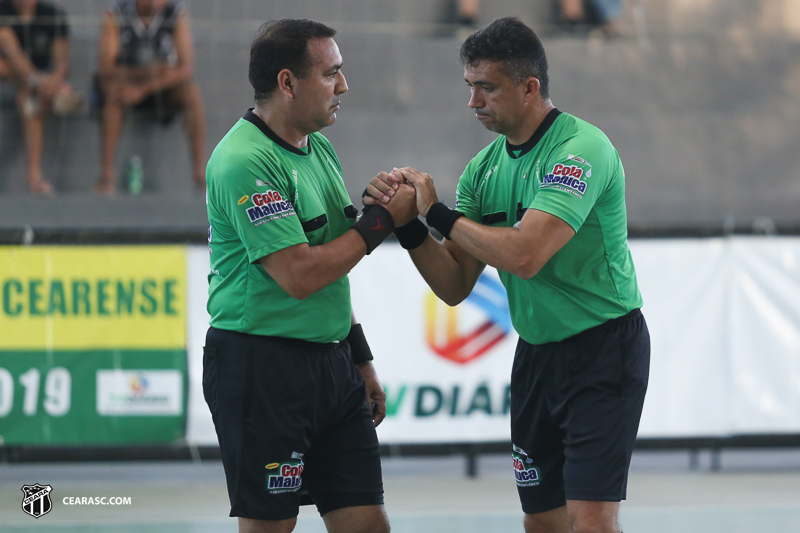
[362,167,439,220]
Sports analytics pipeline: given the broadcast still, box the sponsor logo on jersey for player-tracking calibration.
[541,164,588,198]
[266,453,304,493]
[476,164,499,202]
[246,190,296,226]
[512,445,541,487]
[567,154,592,168]
[237,195,249,205]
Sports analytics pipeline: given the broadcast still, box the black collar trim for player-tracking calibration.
[505,108,562,159]
[243,109,310,156]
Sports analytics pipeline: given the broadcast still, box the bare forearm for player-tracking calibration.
[449,219,534,278]
[408,236,480,306]
[50,39,69,81]
[261,229,367,300]
[0,31,35,81]
[147,65,192,91]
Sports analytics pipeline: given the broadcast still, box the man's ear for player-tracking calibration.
[524,76,541,102]
[277,68,295,99]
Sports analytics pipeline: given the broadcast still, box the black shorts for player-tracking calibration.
[511,309,650,514]
[203,327,384,521]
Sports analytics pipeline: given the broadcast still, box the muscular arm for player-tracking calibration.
[259,230,367,301]
[50,37,69,81]
[400,167,575,280]
[260,182,417,300]
[0,26,35,82]
[97,12,119,80]
[448,208,575,280]
[407,235,486,306]
[350,311,387,426]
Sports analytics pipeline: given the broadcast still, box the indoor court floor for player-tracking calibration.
[2,450,800,532]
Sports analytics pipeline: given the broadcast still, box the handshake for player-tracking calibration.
[361,167,438,228]
[354,166,465,254]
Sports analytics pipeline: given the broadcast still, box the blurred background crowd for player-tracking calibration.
[0,0,798,234]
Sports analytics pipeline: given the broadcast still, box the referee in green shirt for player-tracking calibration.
[204,19,416,533]
[365,17,649,533]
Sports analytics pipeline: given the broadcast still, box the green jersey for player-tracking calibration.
[206,110,357,343]
[456,109,642,344]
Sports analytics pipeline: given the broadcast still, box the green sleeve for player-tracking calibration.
[530,137,615,232]
[218,155,307,263]
[454,161,482,223]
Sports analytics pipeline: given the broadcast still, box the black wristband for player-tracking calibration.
[346,323,373,365]
[394,218,428,250]
[351,204,395,254]
[425,202,464,240]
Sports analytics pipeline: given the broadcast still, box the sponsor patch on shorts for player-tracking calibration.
[512,444,541,487]
[265,452,304,494]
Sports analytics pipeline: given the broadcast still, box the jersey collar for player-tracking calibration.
[243,109,311,156]
[505,108,562,159]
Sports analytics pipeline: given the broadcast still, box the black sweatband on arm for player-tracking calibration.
[351,204,395,254]
[346,323,373,365]
[425,202,464,240]
[394,218,429,250]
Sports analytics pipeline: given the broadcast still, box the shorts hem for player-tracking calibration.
[315,491,385,517]
[229,506,300,521]
[565,490,625,502]
[521,498,567,515]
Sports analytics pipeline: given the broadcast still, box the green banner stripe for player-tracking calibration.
[0,350,187,445]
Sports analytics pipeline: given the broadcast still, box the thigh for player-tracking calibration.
[204,328,316,521]
[302,350,384,517]
[561,311,650,502]
[511,338,568,514]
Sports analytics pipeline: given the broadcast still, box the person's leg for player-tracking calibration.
[567,500,620,533]
[97,78,127,193]
[169,80,207,188]
[303,344,386,531]
[238,517,297,533]
[559,311,649,533]
[0,58,14,78]
[14,86,52,194]
[524,506,570,533]
[512,338,570,530]
[322,505,389,533]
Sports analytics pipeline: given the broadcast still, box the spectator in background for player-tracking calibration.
[0,0,82,195]
[438,0,479,34]
[457,0,479,27]
[559,0,624,34]
[95,0,205,194]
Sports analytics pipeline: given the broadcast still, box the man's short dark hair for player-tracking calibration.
[459,17,549,99]
[249,19,337,102]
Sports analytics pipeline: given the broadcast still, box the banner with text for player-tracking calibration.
[184,238,800,445]
[0,246,187,445]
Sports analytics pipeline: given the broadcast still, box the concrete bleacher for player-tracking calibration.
[1,0,799,237]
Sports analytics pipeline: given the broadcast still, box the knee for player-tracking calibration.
[238,516,296,533]
[572,525,619,533]
[524,512,569,533]
[102,81,125,106]
[570,516,620,533]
